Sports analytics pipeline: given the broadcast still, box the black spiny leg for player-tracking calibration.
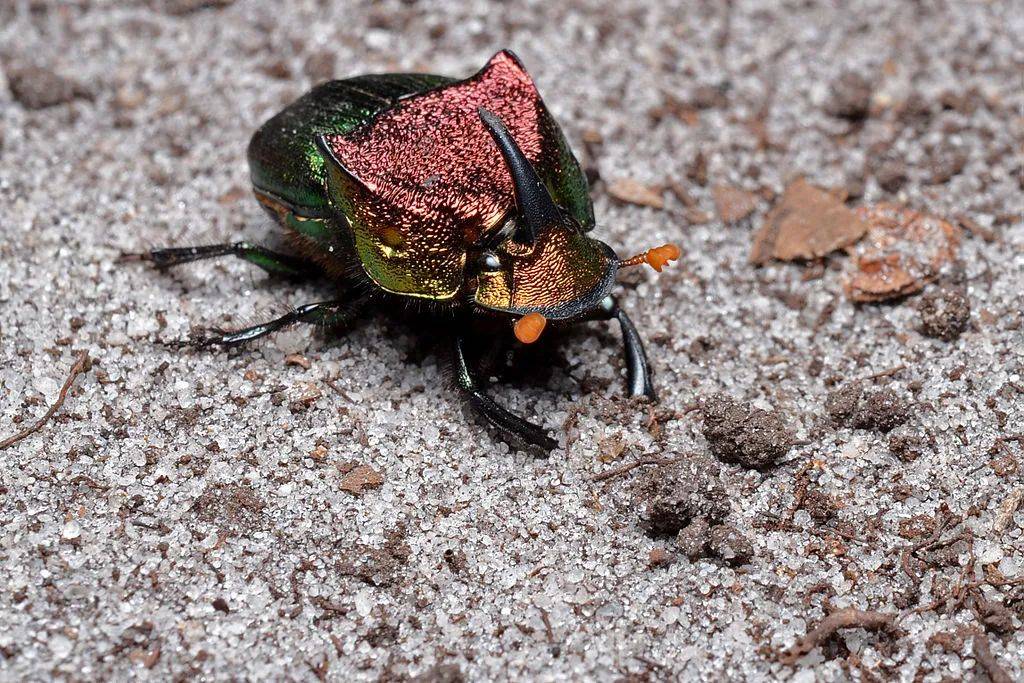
[195,298,364,348]
[127,242,315,279]
[595,295,656,400]
[452,333,558,453]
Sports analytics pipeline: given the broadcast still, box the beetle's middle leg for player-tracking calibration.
[128,242,315,279]
[452,334,558,453]
[194,296,365,348]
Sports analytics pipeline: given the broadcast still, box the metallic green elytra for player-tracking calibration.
[135,50,680,452]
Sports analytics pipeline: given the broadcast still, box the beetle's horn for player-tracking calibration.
[478,108,561,246]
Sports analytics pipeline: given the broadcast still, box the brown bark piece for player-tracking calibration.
[843,203,960,303]
[340,464,384,495]
[606,179,665,209]
[750,179,867,265]
[713,185,759,223]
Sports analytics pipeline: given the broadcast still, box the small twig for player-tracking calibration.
[779,608,897,665]
[972,630,1013,683]
[0,351,89,451]
[900,510,954,581]
[864,364,907,381]
[591,455,679,482]
[323,378,346,398]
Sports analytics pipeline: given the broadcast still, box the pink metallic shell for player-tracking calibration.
[321,51,557,299]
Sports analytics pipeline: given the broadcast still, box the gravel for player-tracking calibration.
[1,0,1022,680]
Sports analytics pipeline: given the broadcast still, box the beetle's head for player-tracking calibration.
[472,109,679,344]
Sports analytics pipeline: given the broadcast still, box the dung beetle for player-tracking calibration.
[133,50,679,451]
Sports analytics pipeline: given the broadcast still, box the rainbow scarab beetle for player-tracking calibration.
[136,50,679,451]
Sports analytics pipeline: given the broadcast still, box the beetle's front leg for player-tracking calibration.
[452,333,558,453]
[594,295,656,401]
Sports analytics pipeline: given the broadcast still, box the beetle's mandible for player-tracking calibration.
[132,50,680,451]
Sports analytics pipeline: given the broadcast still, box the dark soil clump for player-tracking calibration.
[635,458,728,537]
[701,395,792,469]
[826,383,911,433]
[918,287,970,341]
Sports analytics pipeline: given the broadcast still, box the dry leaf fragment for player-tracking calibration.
[843,203,960,303]
[340,463,384,495]
[606,179,665,209]
[750,179,867,264]
[993,487,1023,533]
[284,353,311,369]
[713,185,759,223]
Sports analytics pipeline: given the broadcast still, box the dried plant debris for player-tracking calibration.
[712,185,759,223]
[605,178,665,209]
[634,457,729,537]
[339,462,385,495]
[779,608,897,665]
[700,395,792,469]
[917,286,970,341]
[159,0,236,14]
[843,204,961,303]
[826,382,910,433]
[749,179,867,265]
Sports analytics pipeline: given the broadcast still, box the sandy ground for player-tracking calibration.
[1,1,1022,680]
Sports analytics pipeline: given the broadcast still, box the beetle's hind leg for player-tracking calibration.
[452,334,558,453]
[125,242,316,279]
[594,296,656,401]
[191,297,365,348]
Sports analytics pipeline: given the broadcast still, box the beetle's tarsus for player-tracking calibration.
[452,334,558,453]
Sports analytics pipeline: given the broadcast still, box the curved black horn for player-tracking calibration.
[478,108,561,245]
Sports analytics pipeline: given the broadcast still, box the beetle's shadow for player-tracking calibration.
[355,310,595,393]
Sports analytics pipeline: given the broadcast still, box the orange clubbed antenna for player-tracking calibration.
[514,312,547,344]
[619,243,681,273]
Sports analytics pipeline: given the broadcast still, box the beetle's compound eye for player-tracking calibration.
[478,251,502,273]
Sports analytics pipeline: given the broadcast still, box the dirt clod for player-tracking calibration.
[918,287,970,341]
[825,72,874,120]
[635,458,729,536]
[927,144,968,184]
[826,383,910,433]
[875,160,908,193]
[889,434,928,462]
[676,517,712,560]
[700,395,792,469]
[7,64,89,110]
[802,489,840,525]
[648,547,673,568]
[977,599,1015,635]
[707,524,754,566]
[860,390,910,432]
[413,663,465,683]
[303,50,336,81]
